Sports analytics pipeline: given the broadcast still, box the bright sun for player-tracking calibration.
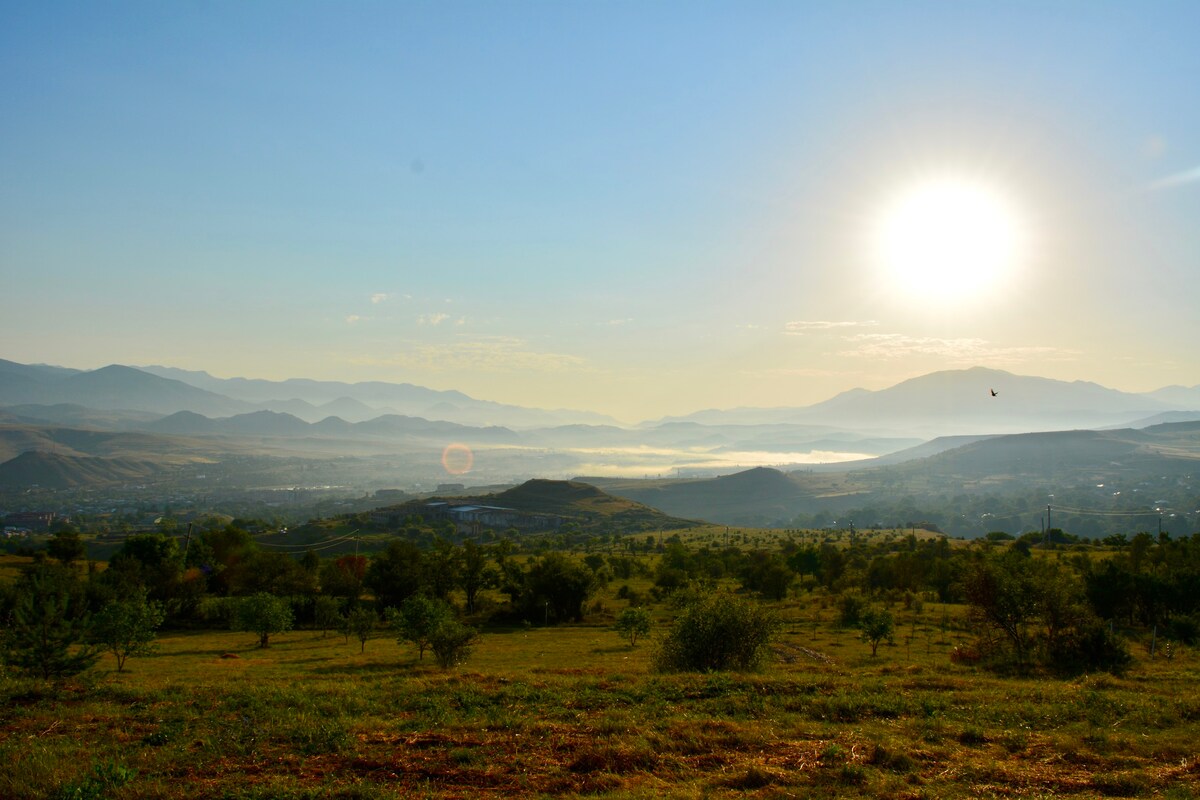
[870,177,1026,302]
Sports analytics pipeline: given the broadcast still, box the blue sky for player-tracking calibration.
[3,1,1198,421]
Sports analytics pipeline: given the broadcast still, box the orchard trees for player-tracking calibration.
[232,593,294,648]
[90,590,165,672]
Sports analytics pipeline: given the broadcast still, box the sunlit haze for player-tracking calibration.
[3,2,1199,422]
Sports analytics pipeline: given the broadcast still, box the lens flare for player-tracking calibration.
[441,442,474,475]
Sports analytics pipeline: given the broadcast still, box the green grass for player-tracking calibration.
[2,595,1199,799]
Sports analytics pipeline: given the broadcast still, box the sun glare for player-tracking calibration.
[871,177,1026,303]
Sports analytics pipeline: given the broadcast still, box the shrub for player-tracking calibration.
[1047,621,1132,676]
[654,591,777,672]
[613,607,652,647]
[390,595,453,660]
[838,593,866,628]
[428,619,478,669]
[1165,613,1199,645]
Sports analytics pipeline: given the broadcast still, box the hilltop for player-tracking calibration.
[413,478,699,533]
[583,467,857,528]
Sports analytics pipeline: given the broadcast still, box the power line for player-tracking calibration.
[255,533,360,551]
[1044,504,1166,518]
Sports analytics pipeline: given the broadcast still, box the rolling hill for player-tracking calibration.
[0,451,169,489]
[584,467,838,528]
[426,478,699,532]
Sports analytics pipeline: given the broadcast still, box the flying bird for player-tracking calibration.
[990,389,998,397]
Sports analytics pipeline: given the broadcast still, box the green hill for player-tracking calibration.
[442,478,699,532]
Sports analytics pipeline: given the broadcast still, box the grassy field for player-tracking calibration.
[3,589,1198,800]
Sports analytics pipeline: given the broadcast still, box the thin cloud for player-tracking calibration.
[754,367,850,378]
[418,313,451,326]
[351,337,587,373]
[786,320,879,334]
[839,333,1075,364]
[345,314,368,325]
[370,293,389,304]
[1144,165,1200,192]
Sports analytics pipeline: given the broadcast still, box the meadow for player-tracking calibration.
[3,586,1198,800]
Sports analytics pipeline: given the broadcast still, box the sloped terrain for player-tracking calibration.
[0,451,169,489]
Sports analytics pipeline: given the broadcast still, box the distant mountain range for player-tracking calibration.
[3,358,1200,500]
[137,364,619,427]
[5,359,1197,435]
[655,367,1195,436]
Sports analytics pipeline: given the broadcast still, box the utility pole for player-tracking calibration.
[1046,505,1051,533]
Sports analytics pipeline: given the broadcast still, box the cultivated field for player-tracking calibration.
[3,592,1197,799]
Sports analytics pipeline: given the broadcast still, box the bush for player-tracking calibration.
[428,619,478,669]
[1048,621,1132,676]
[390,595,454,660]
[654,592,776,672]
[1165,614,1199,646]
[838,593,866,628]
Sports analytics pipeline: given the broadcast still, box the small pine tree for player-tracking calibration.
[1,566,98,680]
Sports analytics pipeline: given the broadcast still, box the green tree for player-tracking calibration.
[392,595,453,660]
[519,553,595,623]
[859,607,894,657]
[106,532,183,602]
[47,528,87,566]
[458,540,496,614]
[313,595,343,638]
[365,541,424,610]
[345,605,378,653]
[231,592,294,648]
[227,550,313,597]
[320,554,367,602]
[424,539,461,602]
[614,607,652,647]
[654,592,776,673]
[89,590,165,672]
[428,618,479,669]
[1,566,98,680]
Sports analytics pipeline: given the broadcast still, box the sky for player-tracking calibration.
[3,1,1199,423]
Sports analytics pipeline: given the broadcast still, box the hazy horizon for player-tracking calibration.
[4,2,1199,421]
